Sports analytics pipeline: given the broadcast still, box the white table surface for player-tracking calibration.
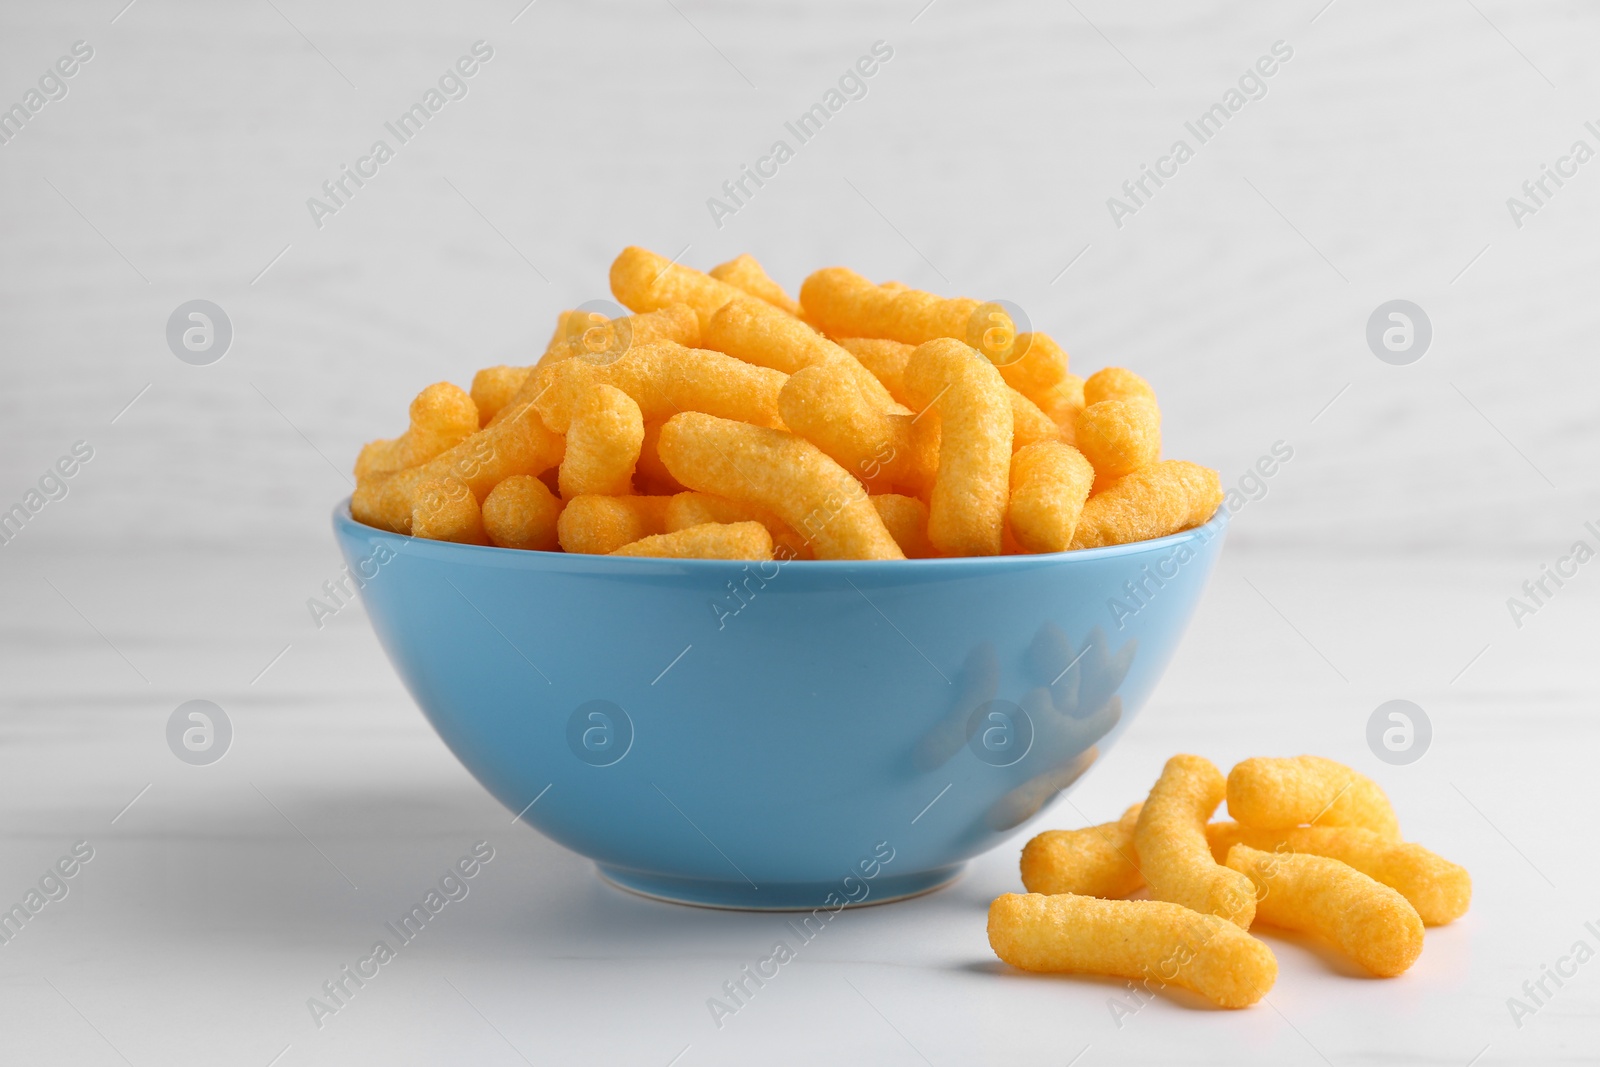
[2,0,1598,1063]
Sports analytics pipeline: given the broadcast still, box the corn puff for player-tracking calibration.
[609,246,748,329]
[1008,442,1094,553]
[1020,803,1143,898]
[611,520,774,560]
[1069,461,1222,550]
[1208,823,1469,926]
[412,477,487,545]
[708,254,802,316]
[1135,754,1257,928]
[903,339,1013,556]
[482,475,563,551]
[657,412,904,561]
[988,893,1276,1009]
[666,491,810,560]
[871,494,936,559]
[556,494,671,555]
[1227,756,1401,839]
[558,384,644,498]
[1225,844,1424,977]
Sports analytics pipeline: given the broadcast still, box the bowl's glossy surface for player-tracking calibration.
[334,502,1227,909]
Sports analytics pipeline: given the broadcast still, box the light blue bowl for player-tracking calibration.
[334,502,1227,910]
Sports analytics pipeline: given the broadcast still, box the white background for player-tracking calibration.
[1,0,1596,1063]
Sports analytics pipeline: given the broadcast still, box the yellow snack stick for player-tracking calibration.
[1020,802,1143,898]
[1207,823,1470,926]
[666,491,810,560]
[544,309,595,353]
[836,337,915,406]
[997,332,1069,400]
[353,438,405,482]
[1084,366,1157,406]
[354,382,480,480]
[1037,373,1086,437]
[556,494,672,555]
[1135,754,1257,928]
[703,299,899,409]
[411,477,487,545]
[537,303,701,371]
[558,384,644,498]
[708,253,802,316]
[470,366,532,427]
[370,404,564,534]
[609,246,748,329]
[800,267,1016,358]
[1009,388,1063,451]
[1069,461,1223,550]
[903,338,1013,556]
[607,341,787,428]
[777,363,910,493]
[1225,844,1424,977]
[871,494,936,559]
[988,893,1276,1009]
[481,475,563,551]
[1226,756,1401,839]
[350,470,396,529]
[657,412,904,561]
[635,420,686,496]
[1076,397,1161,486]
[1007,441,1094,554]
[611,520,774,560]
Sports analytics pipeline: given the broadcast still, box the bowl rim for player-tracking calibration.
[334,498,1229,572]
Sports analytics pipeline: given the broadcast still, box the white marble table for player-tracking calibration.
[2,0,1597,1062]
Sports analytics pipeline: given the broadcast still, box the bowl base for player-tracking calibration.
[596,864,964,911]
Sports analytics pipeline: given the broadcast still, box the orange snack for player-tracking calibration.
[1225,844,1424,977]
[1083,366,1157,406]
[536,303,701,370]
[1008,441,1094,553]
[703,298,898,409]
[635,421,686,495]
[1226,756,1401,839]
[558,384,644,498]
[800,267,1015,359]
[997,332,1069,400]
[372,404,564,534]
[1069,461,1222,549]
[657,412,904,561]
[1008,389,1063,451]
[1020,803,1143,898]
[988,893,1276,1009]
[666,491,810,560]
[836,337,915,406]
[1207,823,1470,926]
[903,339,1013,556]
[470,366,532,427]
[777,363,909,493]
[556,494,672,555]
[1134,754,1257,928]
[708,254,802,316]
[609,246,748,329]
[481,475,563,551]
[870,494,936,559]
[355,382,480,480]
[610,520,774,560]
[1076,397,1161,485]
[411,477,487,545]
